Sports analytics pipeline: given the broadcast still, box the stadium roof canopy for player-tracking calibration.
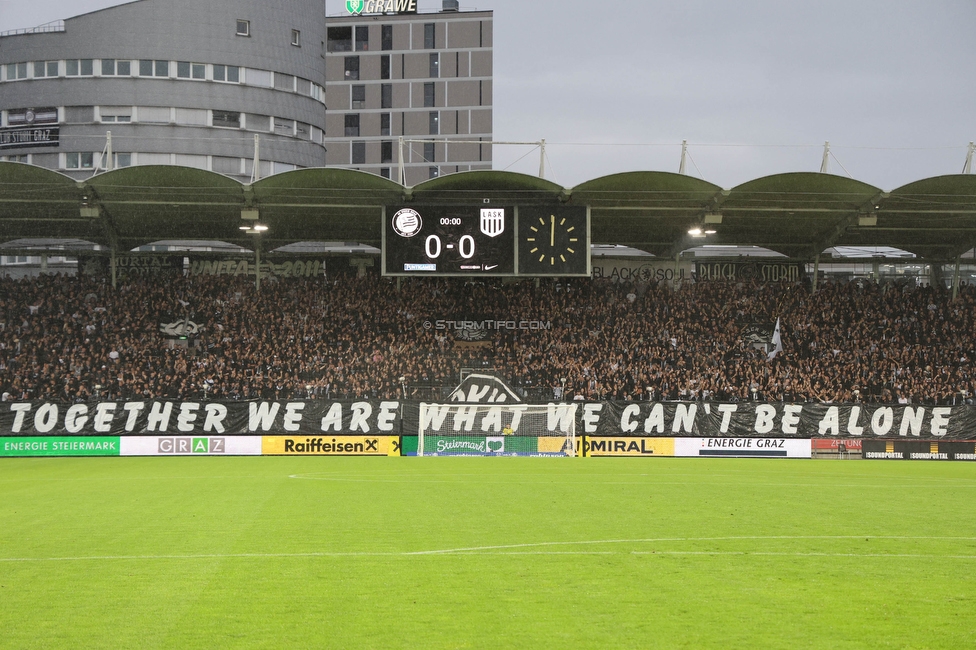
[2,162,976,260]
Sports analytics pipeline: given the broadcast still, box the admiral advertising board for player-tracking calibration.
[585,437,674,457]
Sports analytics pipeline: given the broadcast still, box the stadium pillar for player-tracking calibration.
[110,249,117,289]
[40,253,48,274]
[953,256,961,300]
[813,255,820,292]
[253,235,263,291]
[398,137,406,186]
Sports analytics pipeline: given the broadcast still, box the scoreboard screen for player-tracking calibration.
[382,205,590,277]
[383,205,516,276]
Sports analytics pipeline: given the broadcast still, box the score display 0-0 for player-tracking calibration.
[382,205,589,277]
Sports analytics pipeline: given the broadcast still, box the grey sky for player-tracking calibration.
[2,0,974,189]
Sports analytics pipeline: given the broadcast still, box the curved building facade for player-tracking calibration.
[0,0,329,181]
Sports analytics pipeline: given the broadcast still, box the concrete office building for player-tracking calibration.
[0,0,492,186]
[0,0,328,181]
[322,1,492,186]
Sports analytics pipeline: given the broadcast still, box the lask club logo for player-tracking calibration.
[346,0,365,15]
[480,209,505,238]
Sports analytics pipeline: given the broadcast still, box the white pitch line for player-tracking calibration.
[286,474,976,488]
[2,535,975,563]
[404,535,976,555]
[630,551,976,559]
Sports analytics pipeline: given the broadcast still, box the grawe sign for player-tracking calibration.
[346,0,417,15]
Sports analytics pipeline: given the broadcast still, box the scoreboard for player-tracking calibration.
[382,205,590,277]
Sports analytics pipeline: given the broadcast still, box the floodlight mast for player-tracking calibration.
[963,142,975,174]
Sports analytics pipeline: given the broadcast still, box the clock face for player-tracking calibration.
[517,206,589,276]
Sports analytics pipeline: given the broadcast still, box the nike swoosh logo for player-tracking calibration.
[484,265,498,270]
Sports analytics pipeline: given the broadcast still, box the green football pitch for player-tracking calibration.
[1,457,974,649]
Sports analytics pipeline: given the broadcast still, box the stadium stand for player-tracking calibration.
[1,270,974,405]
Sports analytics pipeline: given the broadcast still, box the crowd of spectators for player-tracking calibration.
[1,267,974,405]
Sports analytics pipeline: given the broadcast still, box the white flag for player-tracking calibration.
[767,317,783,360]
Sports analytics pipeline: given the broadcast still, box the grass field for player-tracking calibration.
[1,457,975,649]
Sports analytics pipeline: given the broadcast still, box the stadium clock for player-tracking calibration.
[517,206,590,276]
[383,205,516,276]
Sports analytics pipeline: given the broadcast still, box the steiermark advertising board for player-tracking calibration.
[0,437,119,457]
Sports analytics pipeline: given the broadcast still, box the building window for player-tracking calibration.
[236,19,250,36]
[352,141,366,165]
[291,29,301,47]
[355,26,369,51]
[380,167,391,179]
[213,65,240,83]
[65,152,95,169]
[177,62,207,79]
[33,61,59,78]
[380,113,391,136]
[352,85,366,109]
[423,141,434,163]
[344,57,360,80]
[429,166,439,179]
[274,117,295,136]
[6,63,28,80]
[328,26,352,52]
[100,108,132,123]
[115,153,132,168]
[429,111,439,135]
[66,60,94,76]
[380,55,391,80]
[344,114,360,137]
[424,23,435,49]
[381,141,393,164]
[139,60,170,77]
[429,53,439,78]
[101,59,131,76]
[381,84,393,109]
[424,82,435,108]
[212,110,241,128]
[381,25,393,51]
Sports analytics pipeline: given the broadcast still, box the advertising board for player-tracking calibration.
[262,436,400,456]
[584,437,674,457]
[673,438,811,458]
[119,437,262,456]
[0,437,119,457]
[862,439,976,460]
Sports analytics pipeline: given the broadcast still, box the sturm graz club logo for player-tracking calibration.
[346,0,365,14]
[392,208,423,238]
